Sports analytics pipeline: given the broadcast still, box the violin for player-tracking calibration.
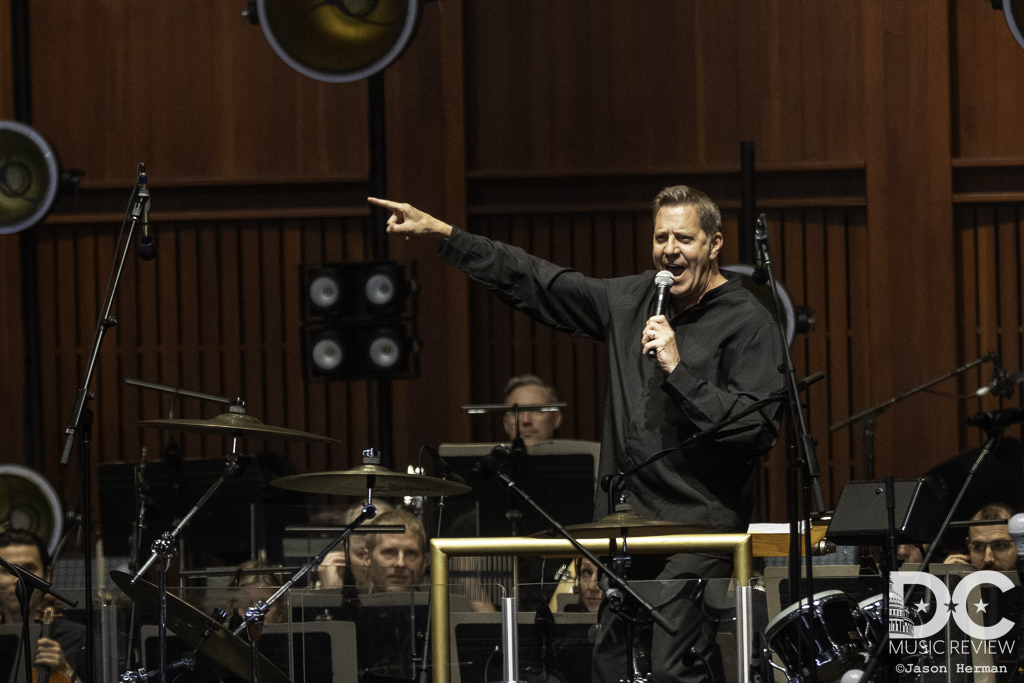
[33,606,72,683]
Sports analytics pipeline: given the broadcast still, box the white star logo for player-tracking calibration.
[974,599,988,614]
[915,599,929,614]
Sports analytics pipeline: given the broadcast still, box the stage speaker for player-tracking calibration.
[0,464,64,556]
[826,478,942,546]
[256,0,420,83]
[0,121,60,235]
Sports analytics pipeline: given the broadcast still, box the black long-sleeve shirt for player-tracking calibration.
[440,227,783,532]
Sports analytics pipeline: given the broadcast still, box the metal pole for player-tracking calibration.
[500,597,519,683]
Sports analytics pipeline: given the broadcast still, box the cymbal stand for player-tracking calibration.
[120,652,196,683]
[131,427,248,683]
[232,502,379,682]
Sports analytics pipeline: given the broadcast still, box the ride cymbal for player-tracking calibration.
[139,412,338,444]
[534,511,710,539]
[110,570,289,683]
[271,465,471,497]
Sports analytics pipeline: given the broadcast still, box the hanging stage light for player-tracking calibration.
[998,0,1024,52]
[0,121,60,235]
[255,0,420,83]
[0,464,64,556]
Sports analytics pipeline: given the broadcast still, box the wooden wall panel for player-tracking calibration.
[955,202,1024,445]
[33,215,398,512]
[953,0,1024,161]
[463,0,864,175]
[29,1,369,185]
[861,0,959,483]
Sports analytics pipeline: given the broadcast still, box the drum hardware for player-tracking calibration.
[110,570,287,683]
[138,399,340,444]
[270,451,472,497]
[130,399,270,683]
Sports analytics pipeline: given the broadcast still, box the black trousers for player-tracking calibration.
[592,553,734,683]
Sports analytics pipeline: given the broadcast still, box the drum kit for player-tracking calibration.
[117,399,730,683]
[763,590,933,683]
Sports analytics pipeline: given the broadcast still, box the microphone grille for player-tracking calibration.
[654,270,674,287]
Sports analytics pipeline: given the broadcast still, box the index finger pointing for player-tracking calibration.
[367,197,403,213]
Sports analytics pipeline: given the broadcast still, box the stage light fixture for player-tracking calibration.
[254,0,420,83]
[0,121,60,235]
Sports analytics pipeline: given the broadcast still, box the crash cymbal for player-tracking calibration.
[271,465,472,497]
[110,570,288,683]
[534,511,710,539]
[139,412,338,444]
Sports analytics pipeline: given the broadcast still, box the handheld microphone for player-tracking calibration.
[752,214,768,285]
[647,270,674,358]
[137,164,155,261]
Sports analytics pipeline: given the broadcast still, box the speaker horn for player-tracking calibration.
[0,464,64,556]
[256,0,420,83]
[0,121,60,235]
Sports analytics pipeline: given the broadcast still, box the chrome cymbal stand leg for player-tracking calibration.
[245,606,266,683]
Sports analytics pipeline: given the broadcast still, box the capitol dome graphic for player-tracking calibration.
[888,590,914,638]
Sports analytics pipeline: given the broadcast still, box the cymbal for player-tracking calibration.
[110,570,288,683]
[271,465,472,497]
[534,511,710,539]
[139,412,338,444]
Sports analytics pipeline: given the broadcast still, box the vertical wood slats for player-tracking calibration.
[956,203,1024,447]
[467,206,871,522]
[34,216,376,512]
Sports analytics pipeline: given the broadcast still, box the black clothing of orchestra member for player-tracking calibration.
[368,187,783,683]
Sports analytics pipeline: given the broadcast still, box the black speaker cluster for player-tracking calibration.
[301,261,417,381]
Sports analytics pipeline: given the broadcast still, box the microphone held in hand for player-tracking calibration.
[647,270,674,358]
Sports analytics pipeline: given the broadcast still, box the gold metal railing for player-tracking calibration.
[429,533,754,683]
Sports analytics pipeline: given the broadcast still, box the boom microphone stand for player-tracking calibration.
[58,165,151,683]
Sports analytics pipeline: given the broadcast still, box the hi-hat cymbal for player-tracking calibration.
[271,465,471,497]
[110,570,288,683]
[534,511,710,539]
[139,412,338,444]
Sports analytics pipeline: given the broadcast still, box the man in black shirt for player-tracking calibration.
[368,186,782,682]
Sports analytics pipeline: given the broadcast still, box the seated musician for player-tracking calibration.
[226,559,286,624]
[943,502,1017,572]
[361,509,428,593]
[314,501,394,590]
[0,530,85,683]
[563,558,604,614]
[502,374,562,445]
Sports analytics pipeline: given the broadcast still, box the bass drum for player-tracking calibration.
[765,590,868,683]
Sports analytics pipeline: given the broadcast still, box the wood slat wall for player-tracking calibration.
[956,202,1024,444]
[34,215,383,509]
[466,204,872,521]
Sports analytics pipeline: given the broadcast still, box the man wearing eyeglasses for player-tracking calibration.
[943,502,1017,572]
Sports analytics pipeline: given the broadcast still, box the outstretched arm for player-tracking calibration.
[368,197,453,238]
